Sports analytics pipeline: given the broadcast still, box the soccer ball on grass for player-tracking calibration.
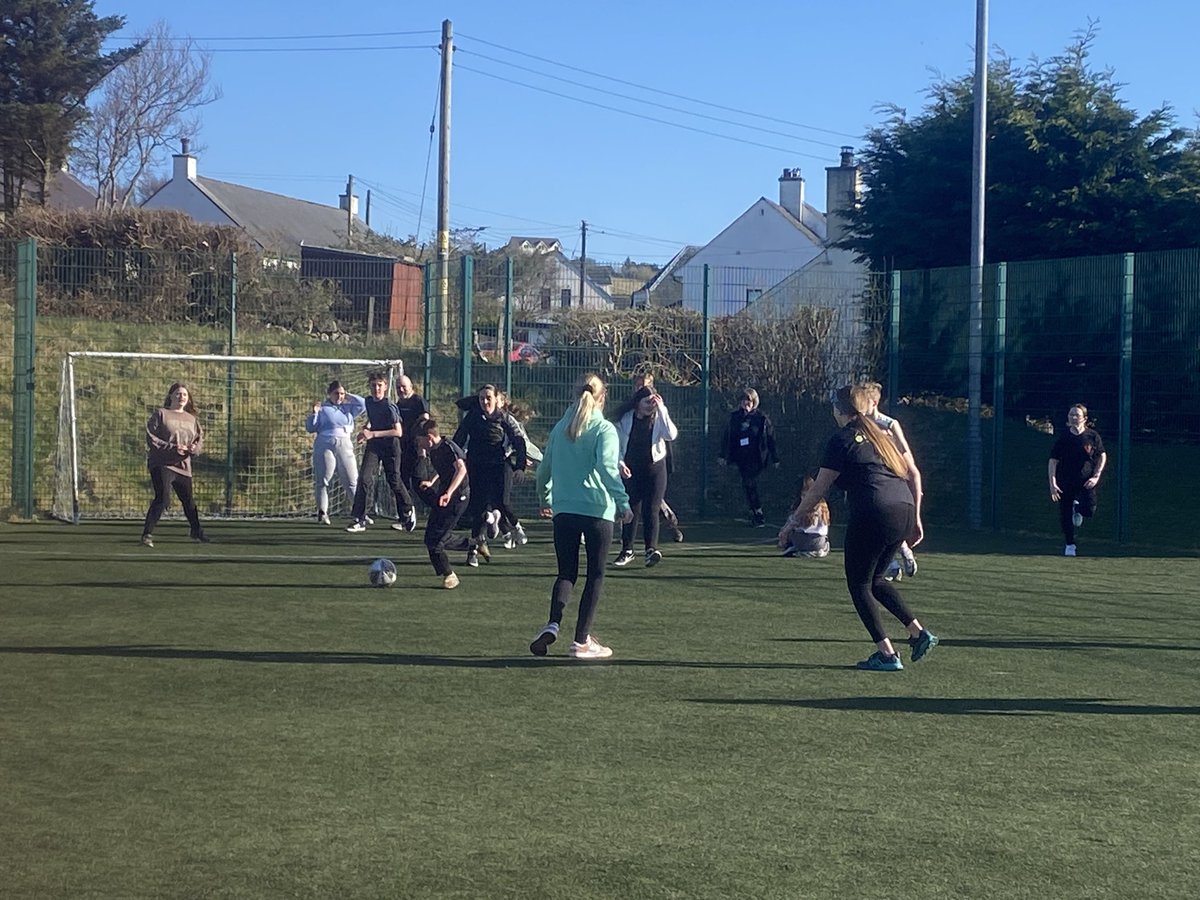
[368,558,398,587]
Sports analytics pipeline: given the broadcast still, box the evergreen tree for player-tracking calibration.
[843,28,1200,269]
[0,0,140,212]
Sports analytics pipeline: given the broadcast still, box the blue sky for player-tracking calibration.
[95,0,1200,263]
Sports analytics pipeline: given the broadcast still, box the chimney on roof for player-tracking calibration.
[339,175,359,218]
[172,138,196,182]
[778,167,805,220]
[824,146,861,246]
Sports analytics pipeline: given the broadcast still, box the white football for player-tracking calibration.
[368,558,397,587]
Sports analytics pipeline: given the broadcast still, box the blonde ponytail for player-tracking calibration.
[837,385,907,477]
[567,373,606,441]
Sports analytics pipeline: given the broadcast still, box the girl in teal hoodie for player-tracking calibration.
[530,374,633,660]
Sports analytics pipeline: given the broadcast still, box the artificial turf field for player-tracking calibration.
[1,519,1197,899]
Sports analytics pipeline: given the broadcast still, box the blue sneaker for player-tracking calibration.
[908,629,939,663]
[856,651,903,671]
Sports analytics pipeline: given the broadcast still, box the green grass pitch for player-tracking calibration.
[1,519,1198,898]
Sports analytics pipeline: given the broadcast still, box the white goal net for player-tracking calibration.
[53,351,405,523]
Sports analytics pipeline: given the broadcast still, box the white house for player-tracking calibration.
[674,149,864,316]
[141,141,364,255]
[504,236,613,311]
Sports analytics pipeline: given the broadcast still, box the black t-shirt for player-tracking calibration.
[1050,428,1105,487]
[364,395,402,452]
[395,395,430,451]
[820,423,913,517]
[422,438,469,505]
[625,414,655,471]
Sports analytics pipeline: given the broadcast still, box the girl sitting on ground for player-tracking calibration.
[777,472,831,558]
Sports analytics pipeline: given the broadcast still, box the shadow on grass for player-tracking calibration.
[0,644,847,671]
[770,637,1200,652]
[688,696,1200,716]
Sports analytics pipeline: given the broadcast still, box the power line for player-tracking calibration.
[456,31,863,141]
[107,29,439,41]
[458,48,844,151]
[158,45,435,54]
[455,63,835,161]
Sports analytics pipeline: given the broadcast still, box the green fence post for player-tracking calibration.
[225,252,238,516]
[888,270,901,406]
[504,256,514,396]
[11,238,37,518]
[700,264,711,518]
[1117,253,1134,544]
[990,262,1007,531]
[422,262,433,398]
[459,255,474,399]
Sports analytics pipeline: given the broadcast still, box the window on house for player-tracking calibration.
[561,288,572,309]
[746,288,763,306]
[540,288,551,311]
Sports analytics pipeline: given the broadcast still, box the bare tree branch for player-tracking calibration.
[71,20,221,208]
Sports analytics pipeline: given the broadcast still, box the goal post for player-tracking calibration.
[53,351,405,523]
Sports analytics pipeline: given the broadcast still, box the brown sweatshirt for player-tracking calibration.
[146,408,203,477]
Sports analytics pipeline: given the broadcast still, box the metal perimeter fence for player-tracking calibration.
[4,238,1199,548]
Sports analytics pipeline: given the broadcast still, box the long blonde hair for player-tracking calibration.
[835,385,907,477]
[567,374,606,441]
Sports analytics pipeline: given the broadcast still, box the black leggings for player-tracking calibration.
[465,460,507,542]
[143,467,202,536]
[550,513,613,643]
[1057,483,1097,545]
[843,503,917,643]
[622,459,668,552]
[495,465,523,532]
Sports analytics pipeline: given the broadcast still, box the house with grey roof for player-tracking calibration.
[141,143,363,255]
[140,143,417,333]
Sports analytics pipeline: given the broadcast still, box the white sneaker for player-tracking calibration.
[1064,544,1077,557]
[403,507,417,532]
[346,520,367,533]
[529,622,559,656]
[1072,501,1083,528]
[514,523,528,546]
[569,635,612,660]
[901,553,918,578]
[486,509,501,539]
[503,532,515,550]
[364,515,375,526]
[443,572,459,589]
[466,549,480,568]
[318,512,331,526]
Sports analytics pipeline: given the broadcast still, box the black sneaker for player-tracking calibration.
[613,549,635,567]
[191,532,211,544]
[645,548,663,567]
[529,623,558,657]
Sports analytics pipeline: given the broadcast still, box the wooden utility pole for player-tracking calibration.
[436,19,454,346]
[579,220,587,307]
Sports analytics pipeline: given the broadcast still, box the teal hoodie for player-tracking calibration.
[536,407,630,520]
